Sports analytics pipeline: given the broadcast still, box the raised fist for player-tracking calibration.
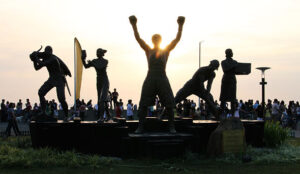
[81,50,87,60]
[129,15,137,25]
[177,16,185,25]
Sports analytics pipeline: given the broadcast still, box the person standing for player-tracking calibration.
[16,99,23,116]
[24,99,32,122]
[5,103,21,137]
[112,88,119,109]
[1,99,7,122]
[115,102,122,118]
[127,100,134,120]
[129,15,185,133]
[271,99,280,122]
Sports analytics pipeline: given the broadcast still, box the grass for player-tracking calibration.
[1,162,300,174]
[287,137,300,146]
[1,136,300,174]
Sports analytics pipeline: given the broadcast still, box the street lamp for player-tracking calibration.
[256,67,270,118]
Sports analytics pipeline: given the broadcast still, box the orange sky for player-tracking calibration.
[0,0,300,106]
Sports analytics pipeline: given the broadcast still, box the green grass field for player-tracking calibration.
[1,161,300,174]
[1,137,300,174]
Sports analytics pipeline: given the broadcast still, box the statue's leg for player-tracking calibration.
[197,90,218,119]
[158,77,176,133]
[38,80,54,114]
[56,82,68,119]
[174,82,193,104]
[97,82,104,121]
[135,76,156,134]
[230,100,236,117]
[135,105,147,133]
[101,81,110,120]
[98,100,104,121]
[220,101,228,119]
[166,106,176,133]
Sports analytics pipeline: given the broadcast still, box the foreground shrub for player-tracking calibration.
[264,121,290,148]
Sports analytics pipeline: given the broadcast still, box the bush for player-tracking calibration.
[264,121,290,148]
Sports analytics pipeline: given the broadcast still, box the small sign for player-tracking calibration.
[222,129,245,153]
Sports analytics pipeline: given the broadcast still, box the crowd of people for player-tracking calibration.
[1,91,300,136]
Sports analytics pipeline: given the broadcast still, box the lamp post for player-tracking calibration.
[256,67,270,118]
[198,41,204,108]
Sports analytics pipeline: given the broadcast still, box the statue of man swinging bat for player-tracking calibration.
[30,46,71,120]
[129,15,185,133]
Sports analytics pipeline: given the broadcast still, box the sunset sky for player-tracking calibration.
[0,0,299,106]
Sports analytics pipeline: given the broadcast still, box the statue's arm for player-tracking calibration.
[206,75,215,93]
[165,16,185,52]
[31,52,52,70]
[222,60,238,72]
[129,15,150,53]
[206,72,216,92]
[33,61,42,70]
[81,50,93,69]
[82,59,93,69]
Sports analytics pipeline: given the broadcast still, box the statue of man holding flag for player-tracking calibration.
[81,48,111,122]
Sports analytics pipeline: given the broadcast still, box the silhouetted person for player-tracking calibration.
[5,103,21,137]
[1,99,7,122]
[112,88,119,109]
[129,15,185,133]
[30,46,71,119]
[175,60,219,117]
[81,48,110,122]
[219,49,238,116]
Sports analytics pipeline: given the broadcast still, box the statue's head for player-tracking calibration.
[209,59,219,70]
[96,48,107,58]
[152,34,162,48]
[45,46,53,55]
[225,48,233,58]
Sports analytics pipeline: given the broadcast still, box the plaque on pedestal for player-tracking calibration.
[222,129,245,153]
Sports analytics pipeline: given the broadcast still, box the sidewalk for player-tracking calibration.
[294,130,300,138]
[0,122,30,136]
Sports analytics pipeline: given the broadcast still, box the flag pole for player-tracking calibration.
[74,38,77,113]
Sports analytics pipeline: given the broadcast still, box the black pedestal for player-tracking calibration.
[30,118,265,157]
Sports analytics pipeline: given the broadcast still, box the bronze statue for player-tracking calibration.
[219,49,238,116]
[129,15,185,133]
[175,60,219,117]
[81,49,110,122]
[30,46,71,120]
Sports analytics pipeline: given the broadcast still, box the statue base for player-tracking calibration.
[30,118,264,157]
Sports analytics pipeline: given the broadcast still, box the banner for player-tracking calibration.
[74,37,83,101]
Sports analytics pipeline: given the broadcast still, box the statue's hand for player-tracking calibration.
[30,51,37,61]
[129,15,137,25]
[81,50,87,60]
[177,16,185,25]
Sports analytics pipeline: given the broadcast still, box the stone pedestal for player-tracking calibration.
[207,117,246,157]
